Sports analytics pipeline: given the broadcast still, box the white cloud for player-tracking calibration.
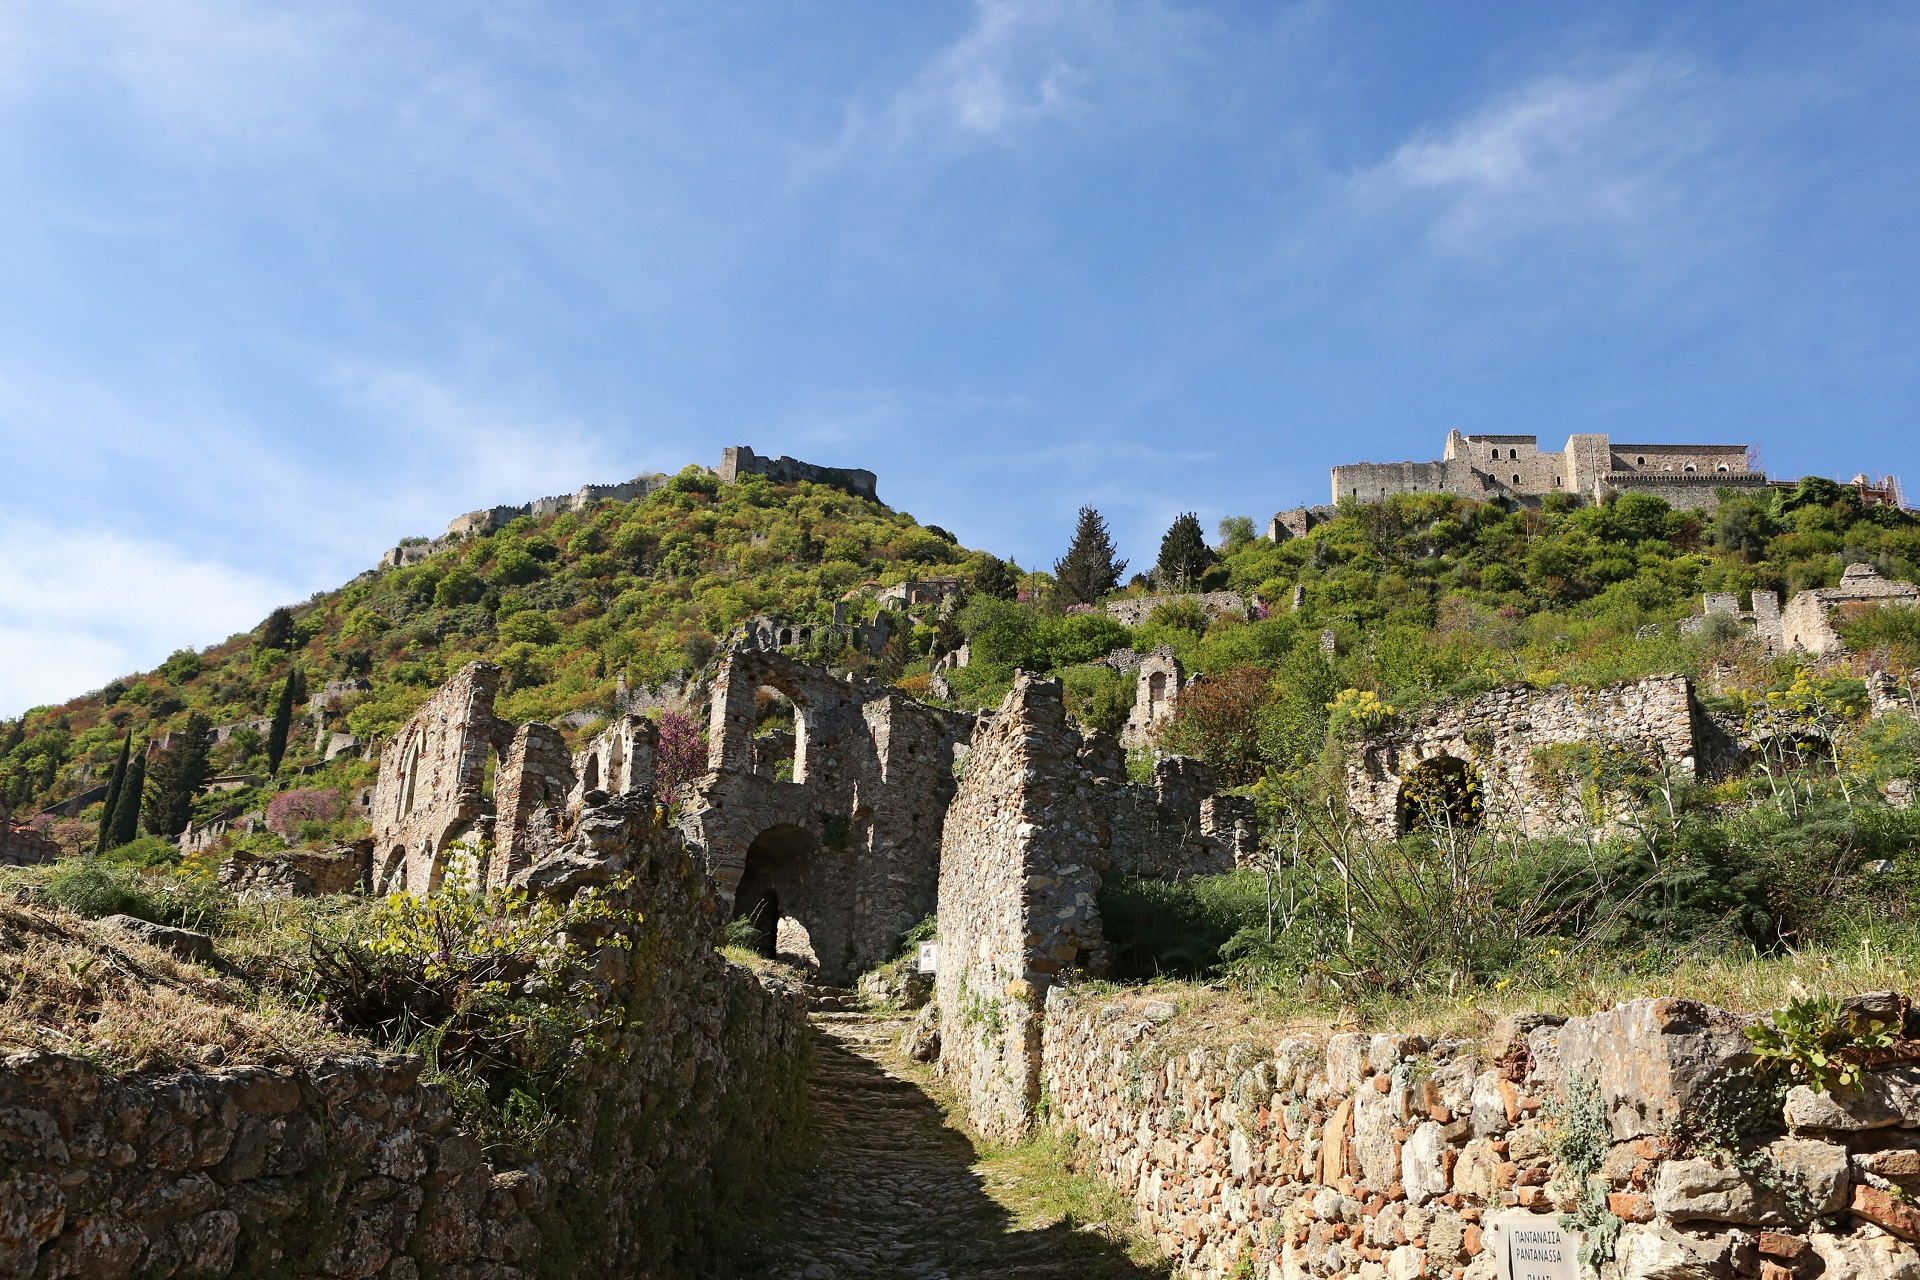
[0,517,294,716]
[824,0,1201,160]
[1356,55,1727,256]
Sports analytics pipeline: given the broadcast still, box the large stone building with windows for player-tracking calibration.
[1330,430,1766,511]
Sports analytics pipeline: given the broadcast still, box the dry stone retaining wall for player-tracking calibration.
[1037,988,1920,1280]
[0,796,809,1280]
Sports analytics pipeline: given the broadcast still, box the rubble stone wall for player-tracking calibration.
[1037,988,1920,1280]
[1345,675,1701,841]
[0,798,810,1280]
[1106,593,1252,628]
[370,662,507,894]
[1781,563,1920,657]
[937,675,1257,1138]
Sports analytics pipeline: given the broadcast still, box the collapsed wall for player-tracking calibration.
[1039,988,1919,1280]
[0,793,809,1280]
[936,674,1256,1137]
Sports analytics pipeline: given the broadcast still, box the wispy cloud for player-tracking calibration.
[0,516,294,716]
[820,0,1203,163]
[1355,55,1730,257]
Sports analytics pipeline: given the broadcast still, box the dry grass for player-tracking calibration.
[1068,944,1920,1064]
[0,898,366,1072]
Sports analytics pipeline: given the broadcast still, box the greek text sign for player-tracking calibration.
[916,942,938,974]
[1487,1214,1582,1280]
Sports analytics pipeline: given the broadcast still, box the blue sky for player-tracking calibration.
[2,1,1917,715]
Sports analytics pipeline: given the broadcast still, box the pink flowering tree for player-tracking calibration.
[653,711,707,804]
[266,788,343,839]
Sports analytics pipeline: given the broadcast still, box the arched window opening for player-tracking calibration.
[1509,448,1518,460]
[1148,671,1169,713]
[754,685,802,780]
[1554,476,1562,487]
[779,628,793,646]
[1397,755,1484,835]
[731,824,822,972]
[1512,474,1521,485]
[1684,463,1696,472]
[1717,464,1729,472]
[401,743,422,816]
[1637,456,1646,466]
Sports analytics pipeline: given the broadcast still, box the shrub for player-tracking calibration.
[267,788,344,839]
[1162,667,1275,784]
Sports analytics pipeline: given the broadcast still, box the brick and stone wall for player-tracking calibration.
[1036,987,1920,1280]
[1344,676,1702,841]
[0,796,809,1280]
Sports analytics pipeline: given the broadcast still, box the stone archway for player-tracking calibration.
[1396,755,1482,835]
[732,823,826,975]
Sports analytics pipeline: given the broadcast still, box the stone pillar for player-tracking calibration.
[492,723,576,888]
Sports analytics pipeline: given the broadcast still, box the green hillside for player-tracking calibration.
[0,464,1010,837]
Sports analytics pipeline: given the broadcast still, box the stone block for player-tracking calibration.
[1402,1121,1448,1205]
[1652,1139,1847,1226]
[98,915,216,965]
[1808,1228,1920,1280]
[1328,1033,1372,1092]
[1783,1071,1920,1131]
[1557,999,1756,1140]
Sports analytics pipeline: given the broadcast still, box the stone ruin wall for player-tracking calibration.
[1035,990,1920,1280]
[716,445,879,503]
[369,662,505,894]
[936,674,1259,1138]
[679,649,971,985]
[0,796,58,867]
[1107,592,1253,629]
[1344,675,1702,841]
[0,795,809,1280]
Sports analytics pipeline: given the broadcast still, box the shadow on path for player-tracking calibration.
[742,1015,1169,1280]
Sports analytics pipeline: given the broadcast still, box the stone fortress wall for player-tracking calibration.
[1327,430,1764,511]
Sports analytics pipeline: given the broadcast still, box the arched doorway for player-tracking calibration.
[731,824,823,973]
[1397,755,1483,835]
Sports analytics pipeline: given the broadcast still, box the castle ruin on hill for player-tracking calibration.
[1331,429,1764,511]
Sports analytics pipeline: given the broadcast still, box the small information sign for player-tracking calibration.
[1487,1214,1582,1280]
[916,942,938,974]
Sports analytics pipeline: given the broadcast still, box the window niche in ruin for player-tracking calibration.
[1396,755,1484,835]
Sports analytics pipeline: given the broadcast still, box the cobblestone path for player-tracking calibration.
[753,1009,1169,1280]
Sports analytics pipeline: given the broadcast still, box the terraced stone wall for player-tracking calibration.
[1038,988,1920,1280]
[0,798,809,1280]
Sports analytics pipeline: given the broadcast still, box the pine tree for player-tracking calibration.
[1156,512,1214,589]
[1052,507,1127,607]
[106,743,146,849]
[258,606,295,652]
[972,554,1020,600]
[266,668,305,776]
[144,714,213,839]
[94,730,133,855]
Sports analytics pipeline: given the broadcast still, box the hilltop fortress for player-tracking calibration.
[1331,429,1765,510]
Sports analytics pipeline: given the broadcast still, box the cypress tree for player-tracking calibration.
[106,743,146,849]
[266,668,304,776]
[93,730,133,855]
[1052,506,1127,607]
[1156,512,1214,589]
[258,606,295,652]
[972,554,1020,601]
[144,714,213,839]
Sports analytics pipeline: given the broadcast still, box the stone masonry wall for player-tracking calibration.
[716,446,879,503]
[1038,987,1920,1280]
[370,662,507,894]
[679,649,971,984]
[937,675,1256,1139]
[1345,676,1701,841]
[0,795,810,1280]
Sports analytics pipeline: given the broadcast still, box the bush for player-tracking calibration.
[39,858,231,933]
[267,788,345,839]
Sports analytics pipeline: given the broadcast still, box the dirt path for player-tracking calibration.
[747,1009,1170,1280]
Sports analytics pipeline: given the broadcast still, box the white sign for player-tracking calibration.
[1487,1214,1582,1280]
[916,942,939,974]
